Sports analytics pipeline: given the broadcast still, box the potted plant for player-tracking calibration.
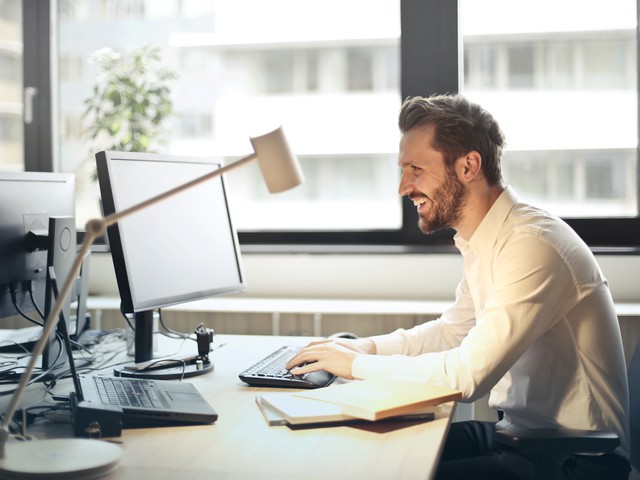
[83,45,178,161]
[78,44,178,224]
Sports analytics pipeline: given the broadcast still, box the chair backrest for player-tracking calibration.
[628,338,640,471]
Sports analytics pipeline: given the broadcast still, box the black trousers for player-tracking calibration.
[434,421,631,480]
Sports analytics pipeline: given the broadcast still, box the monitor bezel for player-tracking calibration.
[96,150,246,314]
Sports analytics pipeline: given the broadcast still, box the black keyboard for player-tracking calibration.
[239,345,335,389]
[94,376,165,408]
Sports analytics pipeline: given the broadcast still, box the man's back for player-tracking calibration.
[483,192,630,456]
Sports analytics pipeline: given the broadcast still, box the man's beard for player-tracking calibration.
[417,173,467,234]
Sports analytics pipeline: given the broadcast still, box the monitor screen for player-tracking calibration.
[96,151,245,364]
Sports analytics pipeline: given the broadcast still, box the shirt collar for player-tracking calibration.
[454,186,519,255]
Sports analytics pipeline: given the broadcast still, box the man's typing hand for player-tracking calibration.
[285,338,375,380]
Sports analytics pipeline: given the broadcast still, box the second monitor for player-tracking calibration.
[96,151,245,377]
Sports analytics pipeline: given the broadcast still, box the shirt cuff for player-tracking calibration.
[352,354,390,380]
[370,331,406,356]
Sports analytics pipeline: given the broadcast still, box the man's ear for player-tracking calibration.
[456,151,482,182]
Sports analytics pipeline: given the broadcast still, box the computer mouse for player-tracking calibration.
[327,331,359,340]
[300,369,336,388]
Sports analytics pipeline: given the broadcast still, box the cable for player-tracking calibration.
[9,284,43,326]
[158,309,194,340]
[9,282,65,371]
[135,358,187,381]
[0,364,56,395]
[27,281,45,320]
[44,355,95,384]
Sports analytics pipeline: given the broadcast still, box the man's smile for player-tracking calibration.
[410,195,429,212]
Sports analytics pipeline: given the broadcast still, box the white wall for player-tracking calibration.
[89,252,640,303]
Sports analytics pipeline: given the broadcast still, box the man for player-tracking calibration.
[287,94,631,479]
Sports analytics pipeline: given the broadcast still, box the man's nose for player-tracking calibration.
[398,172,412,197]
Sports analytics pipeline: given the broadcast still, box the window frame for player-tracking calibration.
[23,0,54,173]
[23,0,640,252]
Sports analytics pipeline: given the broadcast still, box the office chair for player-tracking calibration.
[495,337,640,480]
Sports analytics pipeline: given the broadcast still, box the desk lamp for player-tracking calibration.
[0,126,304,479]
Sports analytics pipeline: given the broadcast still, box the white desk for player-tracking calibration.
[10,334,454,480]
[106,334,454,480]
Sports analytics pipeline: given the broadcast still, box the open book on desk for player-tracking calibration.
[256,392,439,427]
[294,378,462,421]
[256,378,461,426]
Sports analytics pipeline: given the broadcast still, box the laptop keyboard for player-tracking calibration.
[94,376,165,408]
[239,345,335,389]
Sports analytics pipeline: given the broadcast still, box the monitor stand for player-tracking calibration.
[113,310,214,380]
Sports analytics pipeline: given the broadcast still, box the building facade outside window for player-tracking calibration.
[0,0,22,171]
[5,0,639,249]
[461,0,637,218]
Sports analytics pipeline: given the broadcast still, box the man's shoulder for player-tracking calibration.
[508,201,572,237]
[502,202,594,264]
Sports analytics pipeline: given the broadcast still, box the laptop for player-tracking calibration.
[48,269,218,435]
[74,373,218,430]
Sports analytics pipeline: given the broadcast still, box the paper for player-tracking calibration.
[256,389,441,427]
[295,379,461,421]
[255,395,288,426]
[258,392,356,425]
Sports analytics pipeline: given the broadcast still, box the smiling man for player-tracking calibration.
[287,94,630,480]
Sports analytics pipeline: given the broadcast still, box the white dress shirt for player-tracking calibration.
[352,186,630,455]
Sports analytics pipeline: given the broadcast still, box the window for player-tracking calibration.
[262,51,295,94]
[507,44,535,88]
[0,0,22,171]
[464,44,497,89]
[583,39,630,88]
[305,51,320,92]
[0,51,19,82]
[14,0,640,250]
[50,0,402,235]
[178,111,213,138]
[59,55,85,83]
[347,48,375,91]
[98,0,144,20]
[460,0,638,232]
[0,114,20,142]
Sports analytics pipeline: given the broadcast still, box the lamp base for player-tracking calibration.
[0,438,121,479]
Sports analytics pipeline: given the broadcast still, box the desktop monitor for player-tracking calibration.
[0,171,77,372]
[95,151,245,373]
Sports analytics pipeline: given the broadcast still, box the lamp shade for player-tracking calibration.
[250,126,305,193]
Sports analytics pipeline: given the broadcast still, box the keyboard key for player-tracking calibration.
[94,377,164,408]
[239,346,335,389]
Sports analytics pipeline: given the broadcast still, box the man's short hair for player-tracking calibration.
[399,94,505,185]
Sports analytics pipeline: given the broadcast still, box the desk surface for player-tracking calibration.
[13,334,455,480]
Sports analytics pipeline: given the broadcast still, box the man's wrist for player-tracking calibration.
[357,337,376,354]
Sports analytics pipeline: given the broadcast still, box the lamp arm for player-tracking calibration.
[0,152,257,458]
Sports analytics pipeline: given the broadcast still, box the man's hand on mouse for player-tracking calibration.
[285,338,376,380]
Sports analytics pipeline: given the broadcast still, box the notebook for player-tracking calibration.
[49,268,218,433]
[256,392,438,427]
